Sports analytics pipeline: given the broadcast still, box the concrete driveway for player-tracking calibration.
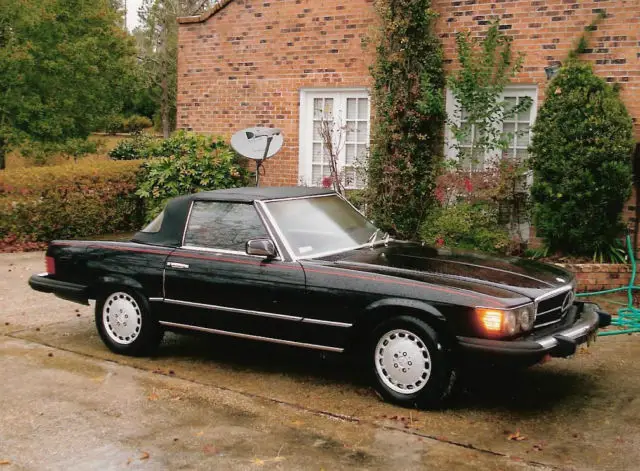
[2,252,640,470]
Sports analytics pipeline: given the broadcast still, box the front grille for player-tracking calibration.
[534,288,575,328]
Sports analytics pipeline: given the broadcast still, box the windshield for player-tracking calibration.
[265,195,378,258]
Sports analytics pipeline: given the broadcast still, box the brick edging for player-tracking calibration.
[555,263,632,293]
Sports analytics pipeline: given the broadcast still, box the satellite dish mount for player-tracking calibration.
[231,127,284,186]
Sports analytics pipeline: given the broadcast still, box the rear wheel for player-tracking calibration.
[369,316,455,409]
[95,289,163,356]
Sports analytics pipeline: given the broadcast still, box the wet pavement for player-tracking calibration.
[2,252,640,470]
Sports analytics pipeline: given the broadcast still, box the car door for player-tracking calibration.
[160,200,308,343]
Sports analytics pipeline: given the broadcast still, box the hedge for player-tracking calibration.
[0,159,145,243]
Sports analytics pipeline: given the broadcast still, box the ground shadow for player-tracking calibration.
[155,330,599,414]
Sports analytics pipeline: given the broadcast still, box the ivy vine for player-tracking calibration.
[366,0,445,239]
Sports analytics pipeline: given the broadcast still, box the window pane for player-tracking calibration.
[503,97,517,121]
[357,121,369,142]
[502,122,516,146]
[517,102,531,122]
[324,98,334,117]
[345,143,356,165]
[312,164,322,184]
[358,98,369,120]
[313,98,323,120]
[516,148,529,160]
[346,121,356,142]
[357,145,369,162]
[343,167,356,188]
[516,124,530,147]
[312,143,322,162]
[313,121,322,141]
[184,202,267,251]
[347,98,357,119]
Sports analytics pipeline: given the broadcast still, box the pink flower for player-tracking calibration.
[321,176,333,188]
[435,237,445,248]
[435,187,445,204]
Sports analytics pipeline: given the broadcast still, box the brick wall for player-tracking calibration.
[177,0,640,211]
[177,0,376,186]
[557,263,633,292]
[435,0,640,138]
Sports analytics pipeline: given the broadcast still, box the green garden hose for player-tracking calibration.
[575,234,640,336]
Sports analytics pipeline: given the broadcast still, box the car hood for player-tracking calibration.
[313,242,573,300]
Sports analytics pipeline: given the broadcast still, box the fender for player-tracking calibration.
[92,274,145,297]
[364,298,446,321]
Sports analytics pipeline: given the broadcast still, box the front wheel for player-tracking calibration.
[369,316,455,409]
[95,289,163,356]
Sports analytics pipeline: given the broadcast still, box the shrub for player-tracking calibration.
[367,0,445,239]
[136,132,252,220]
[97,114,153,134]
[109,133,157,160]
[421,202,511,254]
[0,160,144,242]
[19,138,101,165]
[530,60,634,257]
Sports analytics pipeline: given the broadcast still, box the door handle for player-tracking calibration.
[167,262,190,269]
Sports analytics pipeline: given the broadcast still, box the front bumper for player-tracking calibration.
[457,302,610,361]
[29,273,89,305]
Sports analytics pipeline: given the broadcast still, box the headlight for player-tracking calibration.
[516,305,536,331]
[476,304,535,337]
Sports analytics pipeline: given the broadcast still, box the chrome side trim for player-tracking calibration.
[149,297,164,302]
[159,320,344,353]
[178,245,281,261]
[302,318,352,328]
[162,298,303,322]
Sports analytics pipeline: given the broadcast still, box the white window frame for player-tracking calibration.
[298,88,370,189]
[445,85,538,170]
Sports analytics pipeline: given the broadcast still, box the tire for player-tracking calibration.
[369,316,455,409]
[95,288,163,356]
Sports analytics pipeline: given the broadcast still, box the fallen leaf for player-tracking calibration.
[196,431,204,437]
[139,452,150,460]
[507,430,527,441]
[147,392,159,401]
[0,460,11,466]
[203,444,217,455]
[251,458,265,466]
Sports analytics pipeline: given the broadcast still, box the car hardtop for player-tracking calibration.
[131,187,337,248]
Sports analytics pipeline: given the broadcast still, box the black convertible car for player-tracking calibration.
[30,187,610,408]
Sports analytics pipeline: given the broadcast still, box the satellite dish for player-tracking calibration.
[231,127,283,161]
[231,127,284,186]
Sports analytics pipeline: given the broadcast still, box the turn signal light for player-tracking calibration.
[45,256,55,275]
[476,304,536,337]
[478,309,503,333]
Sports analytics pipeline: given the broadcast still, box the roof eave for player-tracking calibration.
[177,0,234,24]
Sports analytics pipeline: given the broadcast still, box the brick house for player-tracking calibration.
[177,0,639,190]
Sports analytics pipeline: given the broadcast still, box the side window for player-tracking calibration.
[183,202,268,252]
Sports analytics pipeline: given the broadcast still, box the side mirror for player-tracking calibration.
[246,238,277,258]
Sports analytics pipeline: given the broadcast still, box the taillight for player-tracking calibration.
[45,256,56,275]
